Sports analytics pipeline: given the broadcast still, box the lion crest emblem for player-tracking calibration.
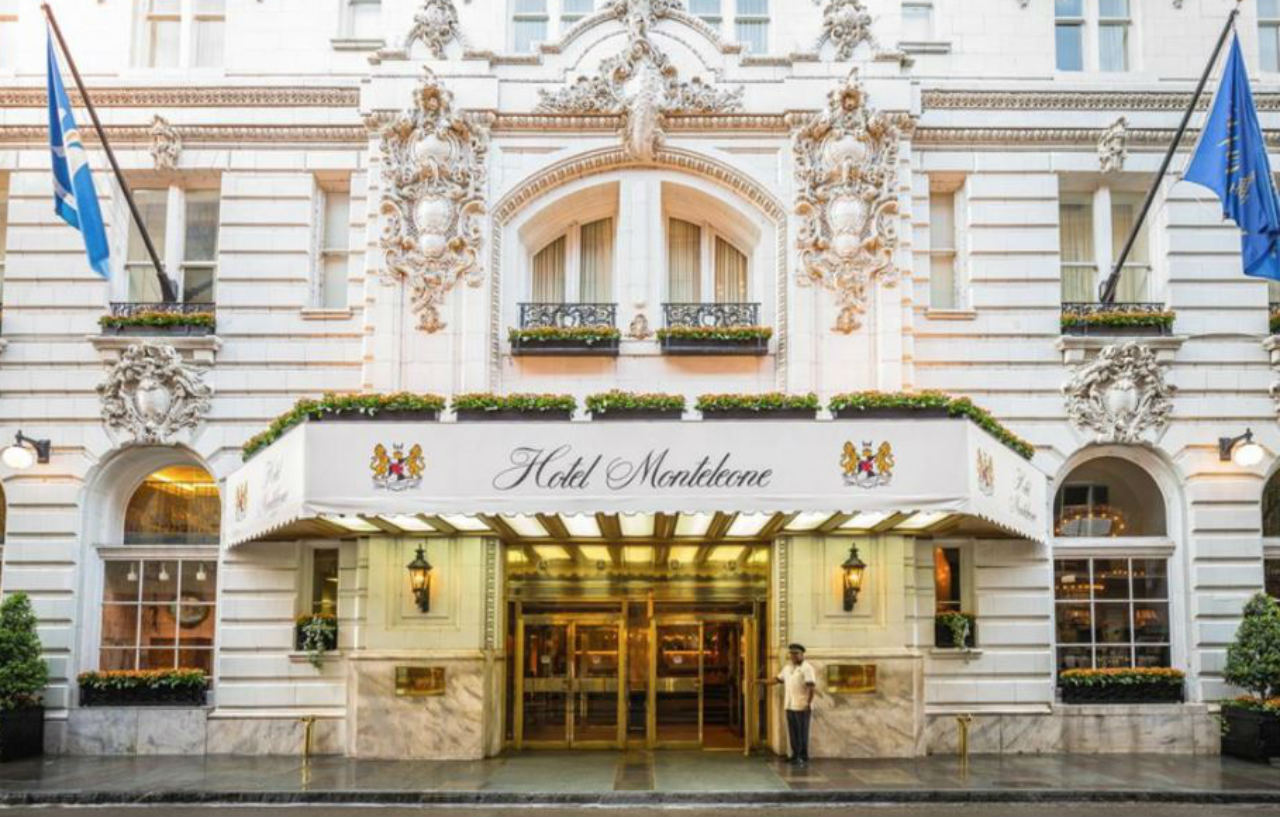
[234,481,249,521]
[370,442,425,491]
[976,449,995,496]
[841,440,894,488]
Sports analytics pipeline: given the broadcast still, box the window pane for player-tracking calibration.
[1131,559,1167,599]
[124,466,221,545]
[323,192,350,251]
[689,0,719,16]
[104,561,142,603]
[1093,602,1132,643]
[1059,202,1093,264]
[179,648,214,674]
[933,547,961,612]
[101,605,139,647]
[1134,602,1169,643]
[579,218,614,302]
[139,648,177,670]
[1054,0,1083,16]
[737,0,767,13]
[184,192,220,262]
[930,255,955,309]
[128,190,169,265]
[1055,603,1092,643]
[150,0,180,12]
[0,18,18,70]
[514,0,546,11]
[735,19,767,53]
[1054,559,1092,601]
[1263,0,1280,17]
[903,5,931,40]
[1111,195,1147,266]
[1267,558,1280,598]
[321,257,348,309]
[182,265,215,304]
[1099,0,1128,18]
[177,605,216,650]
[1263,24,1280,73]
[930,191,956,308]
[1055,23,1083,71]
[1134,645,1171,668]
[99,648,137,671]
[349,0,381,39]
[563,0,593,13]
[311,549,340,616]
[142,561,178,603]
[532,236,566,302]
[1098,23,1128,72]
[1057,646,1092,672]
[1093,558,1130,600]
[667,219,701,302]
[1095,646,1132,668]
[147,19,181,68]
[181,561,217,603]
[193,19,225,68]
[714,237,748,303]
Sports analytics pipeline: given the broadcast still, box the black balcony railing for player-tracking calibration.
[518,302,616,329]
[109,301,212,318]
[511,302,619,356]
[662,302,759,329]
[1060,301,1173,337]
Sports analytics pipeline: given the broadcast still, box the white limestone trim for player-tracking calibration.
[1056,335,1184,366]
[1049,536,1176,556]
[89,334,222,365]
[299,307,355,321]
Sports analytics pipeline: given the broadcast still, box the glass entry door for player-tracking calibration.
[514,614,625,748]
[649,615,757,752]
[651,621,703,746]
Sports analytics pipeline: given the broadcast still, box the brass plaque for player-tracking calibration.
[395,666,446,697]
[826,663,876,694]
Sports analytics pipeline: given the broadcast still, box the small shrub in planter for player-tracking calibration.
[586,390,685,421]
[242,392,446,461]
[657,325,771,355]
[828,391,1035,460]
[296,614,338,669]
[0,593,49,761]
[98,311,216,336]
[1059,309,1175,336]
[1058,667,1185,705]
[1271,309,1280,336]
[508,326,621,356]
[1221,593,1280,761]
[77,668,209,707]
[452,393,576,422]
[934,612,976,649]
[696,392,819,420]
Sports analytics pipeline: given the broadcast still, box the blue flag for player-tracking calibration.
[1184,34,1280,281]
[46,32,110,279]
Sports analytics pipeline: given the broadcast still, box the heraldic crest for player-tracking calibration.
[371,442,426,491]
[841,440,894,488]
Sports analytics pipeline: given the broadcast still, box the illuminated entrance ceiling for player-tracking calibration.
[284,509,963,542]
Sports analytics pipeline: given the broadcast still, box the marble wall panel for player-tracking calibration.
[806,656,923,758]
[205,716,344,755]
[349,657,487,759]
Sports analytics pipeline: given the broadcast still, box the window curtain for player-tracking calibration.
[668,219,701,302]
[1110,198,1149,302]
[578,218,614,302]
[714,237,748,302]
[929,191,956,309]
[1059,201,1094,302]
[532,236,566,302]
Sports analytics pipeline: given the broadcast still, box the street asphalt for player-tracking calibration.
[0,805,1278,816]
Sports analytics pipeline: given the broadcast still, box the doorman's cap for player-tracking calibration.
[787,643,806,653]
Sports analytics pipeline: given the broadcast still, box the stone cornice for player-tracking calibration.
[922,88,1280,112]
[914,126,1280,148]
[487,112,792,133]
[0,86,359,108]
[0,125,366,146]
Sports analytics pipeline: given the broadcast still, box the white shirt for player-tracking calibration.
[776,660,817,711]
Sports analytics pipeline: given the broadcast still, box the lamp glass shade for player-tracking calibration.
[407,547,433,592]
[841,545,867,609]
[1233,440,1266,468]
[1,444,34,471]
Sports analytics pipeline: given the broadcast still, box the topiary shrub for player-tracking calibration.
[0,593,48,711]
[1224,592,1280,700]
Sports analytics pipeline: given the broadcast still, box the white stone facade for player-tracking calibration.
[0,0,1274,758]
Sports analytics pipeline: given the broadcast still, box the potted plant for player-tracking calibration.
[1059,308,1175,337]
[295,614,338,669]
[696,392,819,420]
[0,593,49,761]
[830,391,955,420]
[509,326,621,356]
[1270,308,1280,336]
[657,325,772,355]
[1221,593,1280,761]
[934,611,977,649]
[241,392,446,461]
[452,393,576,422]
[99,310,216,336]
[586,390,685,421]
[78,668,209,707]
[1058,668,1185,704]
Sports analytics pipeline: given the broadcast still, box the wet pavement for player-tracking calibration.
[0,751,1276,804]
[0,806,1277,817]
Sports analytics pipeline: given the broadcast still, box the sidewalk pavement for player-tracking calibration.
[0,752,1278,805]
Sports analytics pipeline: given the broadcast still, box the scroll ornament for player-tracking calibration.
[405,0,461,58]
[98,342,212,444]
[793,70,913,333]
[822,0,874,60]
[376,68,489,333]
[1062,341,1175,444]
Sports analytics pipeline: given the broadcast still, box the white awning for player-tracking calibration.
[222,417,1049,547]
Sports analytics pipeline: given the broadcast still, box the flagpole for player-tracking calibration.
[1099,2,1241,305]
[41,2,177,304]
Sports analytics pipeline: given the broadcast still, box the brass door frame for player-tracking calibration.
[513,611,626,750]
[649,617,703,749]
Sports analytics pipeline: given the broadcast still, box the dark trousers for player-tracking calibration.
[785,708,811,760]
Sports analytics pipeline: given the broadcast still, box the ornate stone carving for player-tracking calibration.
[375,68,489,333]
[1062,342,1175,444]
[98,342,212,444]
[821,0,873,60]
[537,0,742,161]
[149,115,181,170]
[406,0,460,58]
[793,70,912,333]
[628,311,652,339]
[1098,116,1127,174]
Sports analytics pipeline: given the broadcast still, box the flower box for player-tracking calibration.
[1057,668,1185,705]
[102,323,216,337]
[657,326,771,356]
[242,393,447,461]
[591,409,684,421]
[1059,308,1175,337]
[307,410,439,423]
[455,409,573,422]
[828,391,1035,460]
[0,707,43,761]
[1222,705,1280,762]
[295,617,339,652]
[834,407,952,420]
[1060,323,1169,337]
[77,669,209,708]
[585,390,686,421]
[451,393,576,422]
[695,393,819,421]
[509,327,620,357]
[701,408,815,421]
[934,614,977,649]
[99,310,216,337]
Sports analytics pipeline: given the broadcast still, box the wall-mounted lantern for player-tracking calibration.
[841,544,867,612]
[406,545,433,613]
[1219,429,1265,468]
[1,431,51,470]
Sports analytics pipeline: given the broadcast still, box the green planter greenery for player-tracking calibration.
[828,391,1035,460]
[586,390,685,420]
[242,392,447,461]
[99,311,216,336]
[1220,593,1280,761]
[1057,668,1184,704]
[452,393,576,422]
[696,392,818,420]
[1059,310,1175,336]
[509,326,621,356]
[658,325,771,356]
[0,593,48,761]
[78,669,208,707]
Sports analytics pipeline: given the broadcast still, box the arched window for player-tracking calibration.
[1052,457,1171,675]
[1262,470,1280,597]
[1053,457,1166,537]
[530,217,615,303]
[101,466,219,674]
[663,182,757,307]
